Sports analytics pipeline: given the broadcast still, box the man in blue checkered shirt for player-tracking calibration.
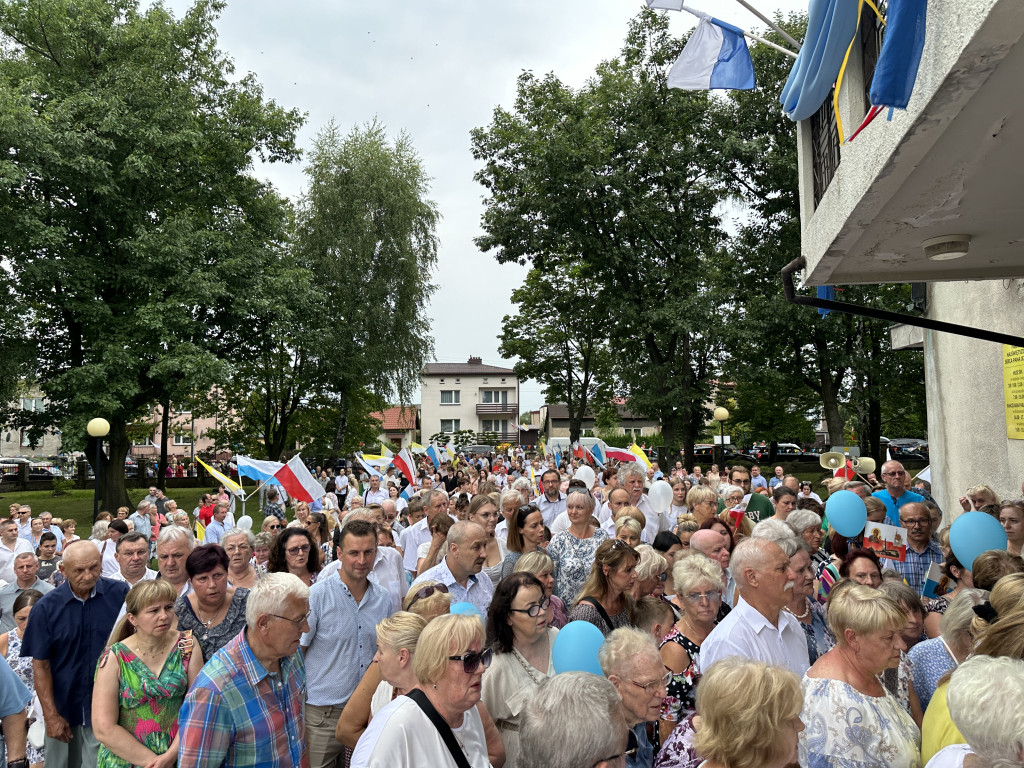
[891,502,942,595]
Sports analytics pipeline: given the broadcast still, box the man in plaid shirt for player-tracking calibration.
[178,573,310,768]
[891,502,943,595]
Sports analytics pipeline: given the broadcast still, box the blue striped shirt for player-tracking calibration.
[178,630,306,768]
[300,573,391,707]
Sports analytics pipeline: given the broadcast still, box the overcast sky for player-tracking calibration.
[161,0,807,413]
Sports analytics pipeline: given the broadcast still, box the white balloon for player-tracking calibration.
[647,480,673,514]
[574,466,596,491]
[237,515,253,531]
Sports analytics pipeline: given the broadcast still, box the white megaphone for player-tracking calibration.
[852,456,876,475]
[819,452,846,471]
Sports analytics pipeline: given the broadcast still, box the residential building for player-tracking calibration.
[420,357,521,442]
[793,0,1024,514]
[540,401,660,441]
[0,393,62,458]
[371,405,419,450]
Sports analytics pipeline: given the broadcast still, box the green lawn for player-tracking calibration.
[0,487,213,529]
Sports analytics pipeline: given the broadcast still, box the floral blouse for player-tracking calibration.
[547,527,608,604]
[659,627,701,724]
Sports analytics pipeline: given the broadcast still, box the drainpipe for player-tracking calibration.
[781,257,1024,347]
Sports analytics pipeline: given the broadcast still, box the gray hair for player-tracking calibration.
[135,500,151,512]
[720,484,743,500]
[13,552,37,565]
[786,509,822,536]
[566,489,596,514]
[222,527,255,548]
[598,626,661,678]
[940,588,990,650]
[424,489,449,509]
[156,524,196,551]
[511,477,533,497]
[731,538,783,589]
[947,655,1024,767]
[245,571,310,626]
[617,462,646,484]
[90,520,109,540]
[751,519,799,542]
[500,488,523,510]
[519,672,625,768]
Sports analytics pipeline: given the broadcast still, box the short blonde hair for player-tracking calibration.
[694,658,803,768]
[686,485,717,509]
[512,550,554,577]
[613,506,647,530]
[614,516,643,538]
[376,611,428,655]
[827,583,906,642]
[634,544,667,582]
[402,579,452,618]
[675,514,700,535]
[413,613,485,686]
[672,553,724,597]
[598,626,661,678]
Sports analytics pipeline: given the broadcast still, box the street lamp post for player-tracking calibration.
[713,407,730,470]
[87,417,110,522]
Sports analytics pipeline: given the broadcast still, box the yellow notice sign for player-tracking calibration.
[1003,345,1024,439]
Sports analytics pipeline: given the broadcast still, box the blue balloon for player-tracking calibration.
[950,511,1008,570]
[825,490,868,538]
[552,621,606,675]
[450,602,481,618]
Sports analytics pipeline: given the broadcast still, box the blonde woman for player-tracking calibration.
[93,580,204,768]
[613,515,644,549]
[632,544,668,600]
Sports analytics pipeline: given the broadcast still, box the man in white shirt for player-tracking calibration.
[156,525,195,597]
[411,521,495,620]
[531,469,566,527]
[0,520,33,584]
[112,532,158,586]
[598,463,659,541]
[700,537,809,676]
[360,475,389,507]
[0,553,53,631]
[399,492,446,575]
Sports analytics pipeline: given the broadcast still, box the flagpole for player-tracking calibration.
[678,4,798,59]
[730,0,802,50]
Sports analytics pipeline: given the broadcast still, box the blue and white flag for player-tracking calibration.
[668,16,755,91]
[425,443,441,470]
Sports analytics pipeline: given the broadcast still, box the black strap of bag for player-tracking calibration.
[580,596,615,632]
[405,688,472,768]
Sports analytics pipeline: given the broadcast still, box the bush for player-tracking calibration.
[51,478,75,497]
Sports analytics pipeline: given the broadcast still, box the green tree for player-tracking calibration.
[0,0,303,509]
[294,119,438,454]
[473,9,732,465]
[499,265,613,444]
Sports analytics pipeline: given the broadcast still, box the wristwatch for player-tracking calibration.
[8,758,29,768]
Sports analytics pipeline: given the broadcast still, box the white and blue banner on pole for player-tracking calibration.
[668,16,755,91]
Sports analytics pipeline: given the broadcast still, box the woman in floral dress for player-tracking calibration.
[547,490,608,604]
[93,580,204,768]
[0,589,46,767]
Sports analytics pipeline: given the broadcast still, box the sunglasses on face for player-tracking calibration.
[407,583,449,609]
[449,647,493,674]
[286,545,311,555]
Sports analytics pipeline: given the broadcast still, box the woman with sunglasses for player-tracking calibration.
[500,504,546,579]
[659,554,726,743]
[632,544,669,600]
[482,573,557,768]
[353,614,496,768]
[260,516,283,535]
[174,544,250,660]
[266,528,321,586]
[568,538,639,637]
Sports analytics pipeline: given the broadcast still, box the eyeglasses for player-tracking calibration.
[683,590,722,603]
[268,612,309,628]
[509,598,551,618]
[267,524,282,530]
[621,670,672,696]
[223,544,251,554]
[407,583,449,609]
[592,729,639,767]
[286,545,311,555]
[449,647,493,674]
[881,472,902,478]
[900,519,928,528]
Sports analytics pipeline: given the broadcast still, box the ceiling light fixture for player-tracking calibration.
[922,235,971,261]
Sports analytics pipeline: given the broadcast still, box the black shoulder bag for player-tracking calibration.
[405,688,472,768]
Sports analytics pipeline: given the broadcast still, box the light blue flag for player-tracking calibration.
[668,16,755,91]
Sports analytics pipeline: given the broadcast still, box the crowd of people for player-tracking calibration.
[0,451,1022,768]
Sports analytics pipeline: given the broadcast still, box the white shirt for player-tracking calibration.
[532,492,567,527]
[320,546,408,614]
[361,487,389,506]
[0,539,33,584]
[412,557,495,621]
[109,567,158,586]
[699,597,810,676]
[351,695,490,768]
[400,517,431,574]
[597,494,660,543]
[94,538,121,578]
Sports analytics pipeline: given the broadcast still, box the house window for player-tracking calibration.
[173,433,193,446]
[20,398,44,412]
[481,420,508,433]
[440,419,461,433]
[20,431,32,447]
[440,390,460,405]
[481,390,507,404]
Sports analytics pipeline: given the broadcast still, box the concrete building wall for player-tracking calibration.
[420,374,519,437]
[924,279,1024,520]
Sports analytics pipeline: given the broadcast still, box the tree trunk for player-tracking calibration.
[332,388,349,454]
[89,421,131,516]
[158,399,171,490]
